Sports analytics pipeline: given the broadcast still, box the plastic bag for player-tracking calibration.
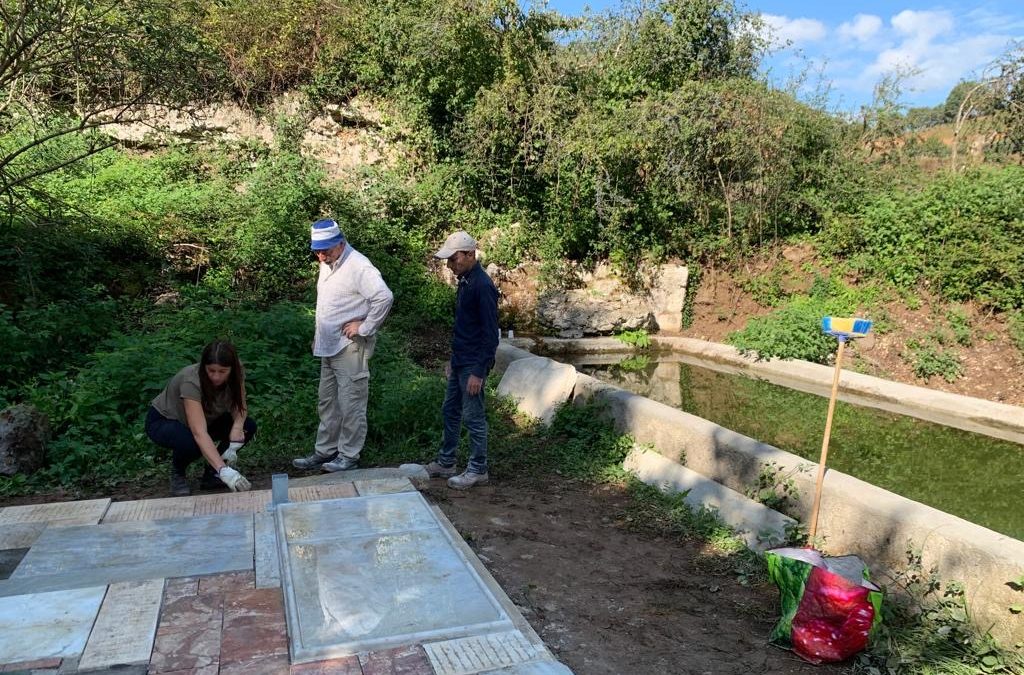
[766,547,883,664]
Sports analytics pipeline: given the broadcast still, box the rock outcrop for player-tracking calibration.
[0,404,50,476]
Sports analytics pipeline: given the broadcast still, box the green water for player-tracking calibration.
[577,359,1024,540]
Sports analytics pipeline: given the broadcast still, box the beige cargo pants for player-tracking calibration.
[314,335,375,460]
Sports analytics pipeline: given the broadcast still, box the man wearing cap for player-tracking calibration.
[293,219,394,472]
[426,230,499,490]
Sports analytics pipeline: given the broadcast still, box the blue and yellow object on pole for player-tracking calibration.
[809,317,873,540]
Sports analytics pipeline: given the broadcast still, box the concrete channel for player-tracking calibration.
[494,337,1024,645]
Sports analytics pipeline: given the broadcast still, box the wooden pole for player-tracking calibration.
[809,339,846,540]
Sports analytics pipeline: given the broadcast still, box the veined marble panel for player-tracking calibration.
[11,513,253,585]
[0,586,106,662]
[278,493,513,663]
[78,578,163,670]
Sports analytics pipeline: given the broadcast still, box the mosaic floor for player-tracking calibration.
[0,470,571,674]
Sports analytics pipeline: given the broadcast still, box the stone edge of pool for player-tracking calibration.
[495,339,1024,646]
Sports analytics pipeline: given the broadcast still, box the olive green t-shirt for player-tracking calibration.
[151,364,233,424]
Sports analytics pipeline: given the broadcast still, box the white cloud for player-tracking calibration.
[890,10,954,42]
[761,5,1022,110]
[761,14,827,48]
[838,14,882,43]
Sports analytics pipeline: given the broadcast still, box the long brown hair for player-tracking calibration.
[198,340,245,414]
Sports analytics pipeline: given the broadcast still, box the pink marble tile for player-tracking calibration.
[289,655,363,674]
[197,570,255,596]
[359,644,434,675]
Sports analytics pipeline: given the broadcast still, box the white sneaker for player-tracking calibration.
[447,471,489,490]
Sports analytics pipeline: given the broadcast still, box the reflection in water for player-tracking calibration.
[578,359,1024,540]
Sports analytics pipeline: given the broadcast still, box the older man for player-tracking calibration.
[426,230,499,490]
[293,219,393,472]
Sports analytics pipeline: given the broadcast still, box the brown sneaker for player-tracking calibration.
[425,461,458,478]
[447,470,489,490]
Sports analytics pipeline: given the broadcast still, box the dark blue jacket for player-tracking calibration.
[451,262,499,378]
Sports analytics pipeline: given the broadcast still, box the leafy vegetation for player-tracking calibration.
[726,276,874,363]
[1,0,1023,668]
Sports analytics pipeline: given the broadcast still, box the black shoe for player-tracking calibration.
[170,474,191,497]
[199,473,224,491]
[292,451,338,470]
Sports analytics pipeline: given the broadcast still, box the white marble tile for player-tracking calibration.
[0,586,106,662]
[424,631,545,675]
[78,579,163,670]
[0,499,110,525]
[279,493,513,662]
[102,497,196,523]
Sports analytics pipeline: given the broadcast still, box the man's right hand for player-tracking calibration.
[445,362,451,379]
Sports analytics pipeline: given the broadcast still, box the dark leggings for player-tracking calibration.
[145,406,257,477]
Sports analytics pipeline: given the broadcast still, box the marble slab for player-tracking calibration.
[289,484,359,502]
[11,513,253,588]
[192,490,271,516]
[424,631,546,675]
[103,497,197,523]
[0,586,106,663]
[277,493,513,663]
[353,478,416,496]
[254,512,281,589]
[0,499,110,525]
[78,579,164,671]
[0,522,47,550]
[0,548,27,580]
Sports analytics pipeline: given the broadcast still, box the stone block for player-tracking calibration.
[497,357,577,425]
[623,447,797,550]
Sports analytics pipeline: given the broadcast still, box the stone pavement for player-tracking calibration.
[0,470,572,674]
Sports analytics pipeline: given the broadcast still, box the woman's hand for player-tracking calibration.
[230,426,245,443]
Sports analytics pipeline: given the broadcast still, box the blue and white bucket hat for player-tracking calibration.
[310,219,345,251]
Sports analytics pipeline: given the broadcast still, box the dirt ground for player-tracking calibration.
[425,476,851,675]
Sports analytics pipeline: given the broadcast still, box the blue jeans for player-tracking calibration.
[436,366,488,474]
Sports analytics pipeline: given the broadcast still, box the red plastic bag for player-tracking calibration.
[767,547,882,664]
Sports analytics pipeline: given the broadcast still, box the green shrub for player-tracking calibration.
[614,329,651,349]
[726,276,869,363]
[903,338,963,383]
[946,306,973,346]
[823,166,1024,311]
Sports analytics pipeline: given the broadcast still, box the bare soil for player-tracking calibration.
[425,477,850,674]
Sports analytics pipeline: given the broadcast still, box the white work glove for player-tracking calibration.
[218,466,251,492]
[222,441,244,466]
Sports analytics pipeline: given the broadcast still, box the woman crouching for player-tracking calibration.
[146,340,255,496]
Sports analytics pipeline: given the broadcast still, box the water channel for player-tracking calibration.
[569,354,1024,540]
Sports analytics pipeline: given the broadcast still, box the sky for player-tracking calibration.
[541,0,1024,112]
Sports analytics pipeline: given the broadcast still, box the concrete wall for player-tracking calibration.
[494,341,1024,644]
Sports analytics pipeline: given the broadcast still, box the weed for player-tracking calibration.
[744,460,804,512]
[855,548,1024,674]
[614,329,651,350]
[903,338,964,383]
[946,306,973,346]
